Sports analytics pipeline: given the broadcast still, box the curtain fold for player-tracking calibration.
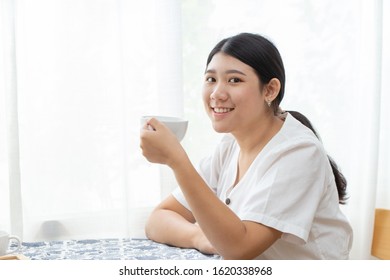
[1,0,23,238]
[377,0,390,210]
[346,0,384,259]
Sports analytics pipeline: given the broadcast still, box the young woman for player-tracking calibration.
[140,33,353,259]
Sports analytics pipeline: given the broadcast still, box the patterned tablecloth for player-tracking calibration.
[19,238,221,260]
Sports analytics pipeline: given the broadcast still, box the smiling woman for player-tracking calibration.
[203,52,278,136]
[142,33,352,260]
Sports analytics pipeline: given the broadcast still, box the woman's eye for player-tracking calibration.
[205,77,215,83]
[229,77,241,83]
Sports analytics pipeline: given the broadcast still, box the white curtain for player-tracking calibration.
[0,0,183,240]
[1,0,388,260]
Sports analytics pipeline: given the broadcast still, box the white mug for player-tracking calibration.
[0,231,21,256]
[141,116,188,141]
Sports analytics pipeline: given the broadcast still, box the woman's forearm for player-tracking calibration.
[145,208,199,249]
[168,155,252,259]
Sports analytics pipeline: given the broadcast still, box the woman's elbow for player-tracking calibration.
[144,209,159,240]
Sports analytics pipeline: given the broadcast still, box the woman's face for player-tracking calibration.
[202,52,268,135]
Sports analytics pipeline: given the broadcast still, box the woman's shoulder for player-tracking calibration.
[281,113,322,145]
[270,113,329,161]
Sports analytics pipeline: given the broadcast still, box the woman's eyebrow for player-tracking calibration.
[205,69,247,76]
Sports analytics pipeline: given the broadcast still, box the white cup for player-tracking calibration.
[0,231,21,256]
[141,116,188,141]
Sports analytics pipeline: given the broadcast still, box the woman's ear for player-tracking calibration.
[264,78,281,102]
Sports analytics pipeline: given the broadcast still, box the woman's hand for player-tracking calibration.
[140,118,186,168]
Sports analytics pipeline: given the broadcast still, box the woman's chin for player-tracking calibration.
[212,123,230,134]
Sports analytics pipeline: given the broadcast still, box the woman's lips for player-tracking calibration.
[212,107,234,113]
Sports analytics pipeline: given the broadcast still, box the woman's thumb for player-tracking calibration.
[146,117,162,131]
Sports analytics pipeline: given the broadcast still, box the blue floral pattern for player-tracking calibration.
[19,238,221,260]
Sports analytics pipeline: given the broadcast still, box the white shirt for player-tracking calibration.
[172,113,353,259]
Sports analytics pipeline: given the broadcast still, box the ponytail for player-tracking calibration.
[287,111,348,204]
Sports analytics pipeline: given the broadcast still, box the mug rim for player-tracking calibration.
[141,115,188,123]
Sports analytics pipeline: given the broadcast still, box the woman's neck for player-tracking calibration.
[233,114,283,157]
[231,114,284,185]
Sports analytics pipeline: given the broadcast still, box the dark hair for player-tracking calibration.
[206,32,285,114]
[206,33,348,204]
[287,111,348,204]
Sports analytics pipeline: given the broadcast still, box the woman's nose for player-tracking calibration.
[210,82,228,100]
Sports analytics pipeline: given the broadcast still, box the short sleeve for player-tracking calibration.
[237,139,329,244]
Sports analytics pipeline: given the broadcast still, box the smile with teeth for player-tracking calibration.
[212,107,234,113]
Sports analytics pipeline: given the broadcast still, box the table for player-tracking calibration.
[19,238,221,260]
